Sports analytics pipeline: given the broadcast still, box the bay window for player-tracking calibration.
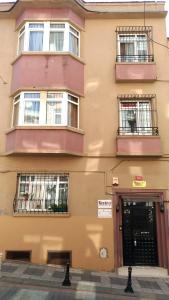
[18,21,80,56]
[12,92,79,128]
[14,173,69,213]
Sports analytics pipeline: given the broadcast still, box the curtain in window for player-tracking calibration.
[137,36,148,61]
[69,33,78,56]
[29,31,43,51]
[49,32,64,51]
[46,101,62,125]
[138,102,152,134]
[68,102,78,127]
[24,101,40,124]
[13,102,19,126]
[19,33,25,53]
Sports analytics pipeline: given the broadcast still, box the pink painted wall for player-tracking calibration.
[115,63,157,81]
[6,128,84,155]
[116,136,162,156]
[16,8,85,29]
[11,55,84,95]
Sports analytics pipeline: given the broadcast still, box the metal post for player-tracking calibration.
[62,262,71,286]
[124,266,134,293]
[0,253,3,279]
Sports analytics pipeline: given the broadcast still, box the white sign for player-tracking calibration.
[99,247,108,258]
[98,209,112,218]
[98,200,112,209]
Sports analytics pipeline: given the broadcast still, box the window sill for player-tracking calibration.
[12,51,85,66]
[13,212,71,218]
[6,126,85,135]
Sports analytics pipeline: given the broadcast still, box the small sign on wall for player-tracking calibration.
[132,180,146,188]
[98,209,112,218]
[98,200,112,209]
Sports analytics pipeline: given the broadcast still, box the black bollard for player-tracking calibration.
[62,262,71,286]
[124,266,134,293]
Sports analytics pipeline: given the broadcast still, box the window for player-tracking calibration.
[12,92,79,128]
[116,26,153,62]
[18,22,80,56]
[14,173,69,213]
[118,95,158,136]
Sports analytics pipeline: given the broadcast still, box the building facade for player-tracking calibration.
[0,0,169,272]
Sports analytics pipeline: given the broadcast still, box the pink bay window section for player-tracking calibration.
[115,63,157,82]
[6,128,84,155]
[11,55,84,95]
[116,136,162,156]
[16,8,85,29]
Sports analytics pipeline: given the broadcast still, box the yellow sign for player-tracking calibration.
[132,180,146,188]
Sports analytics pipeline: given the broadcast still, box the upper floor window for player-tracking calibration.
[13,173,69,213]
[116,26,153,63]
[18,22,80,56]
[12,91,79,128]
[117,95,158,136]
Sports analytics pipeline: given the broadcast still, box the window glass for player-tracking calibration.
[49,32,64,51]
[69,32,79,56]
[15,174,69,212]
[46,101,62,124]
[29,31,44,51]
[24,101,40,124]
[68,101,78,127]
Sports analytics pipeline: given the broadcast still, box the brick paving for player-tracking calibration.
[0,261,169,298]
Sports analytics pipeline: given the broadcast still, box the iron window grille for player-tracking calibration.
[13,173,69,214]
[116,26,154,62]
[117,94,158,136]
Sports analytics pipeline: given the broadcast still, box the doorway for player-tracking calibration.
[122,200,158,266]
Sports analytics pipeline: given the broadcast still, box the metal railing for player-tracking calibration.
[13,198,68,214]
[116,55,154,63]
[117,127,159,136]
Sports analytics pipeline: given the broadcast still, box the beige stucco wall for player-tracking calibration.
[0,1,169,271]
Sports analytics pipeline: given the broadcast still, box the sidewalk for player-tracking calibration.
[1,261,169,298]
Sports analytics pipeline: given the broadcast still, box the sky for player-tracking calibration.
[0,0,169,36]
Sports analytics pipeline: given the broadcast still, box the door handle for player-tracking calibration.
[134,239,137,247]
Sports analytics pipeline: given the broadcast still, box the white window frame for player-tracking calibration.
[118,33,148,62]
[12,91,79,128]
[17,21,80,56]
[119,99,152,135]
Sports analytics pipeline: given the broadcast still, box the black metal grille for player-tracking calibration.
[13,173,69,214]
[118,127,159,136]
[116,26,153,63]
[116,55,154,62]
[117,98,158,136]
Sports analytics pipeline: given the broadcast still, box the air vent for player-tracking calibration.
[6,251,31,262]
[47,251,71,266]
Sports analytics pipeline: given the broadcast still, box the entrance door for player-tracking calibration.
[122,201,158,266]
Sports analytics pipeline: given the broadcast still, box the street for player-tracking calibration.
[0,282,169,300]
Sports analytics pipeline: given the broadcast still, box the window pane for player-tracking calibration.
[68,102,78,127]
[24,93,40,99]
[46,101,62,124]
[24,101,40,124]
[50,23,65,29]
[18,32,25,53]
[69,32,79,56]
[49,32,64,51]
[29,31,43,51]
[29,23,44,29]
[13,102,19,126]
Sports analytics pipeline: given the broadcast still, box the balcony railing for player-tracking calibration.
[117,127,159,136]
[13,198,68,214]
[116,55,154,63]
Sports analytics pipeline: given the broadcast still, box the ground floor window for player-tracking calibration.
[13,173,69,213]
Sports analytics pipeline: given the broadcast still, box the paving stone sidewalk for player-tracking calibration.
[1,262,169,297]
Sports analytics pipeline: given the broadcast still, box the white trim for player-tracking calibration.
[18,21,80,57]
[12,91,79,129]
